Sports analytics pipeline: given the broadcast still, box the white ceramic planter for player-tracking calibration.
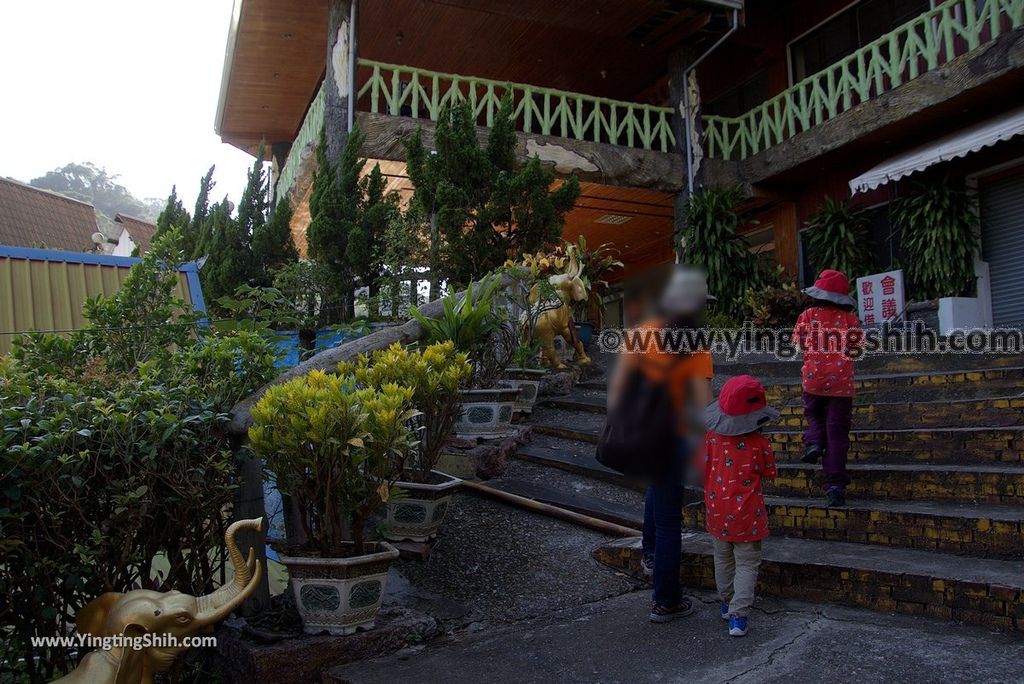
[383,471,461,542]
[502,368,546,415]
[277,542,399,636]
[454,387,520,439]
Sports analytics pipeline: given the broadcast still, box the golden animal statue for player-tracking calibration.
[531,254,591,369]
[55,517,265,684]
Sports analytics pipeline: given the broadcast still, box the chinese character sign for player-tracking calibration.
[856,270,905,325]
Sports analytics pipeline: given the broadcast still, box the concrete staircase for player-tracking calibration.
[509,354,1024,631]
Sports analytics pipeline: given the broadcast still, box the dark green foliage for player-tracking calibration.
[680,187,764,318]
[195,199,251,306]
[251,197,299,284]
[29,161,162,228]
[892,177,979,300]
[154,185,192,245]
[307,126,366,321]
[805,196,875,282]
[405,97,580,288]
[346,163,400,307]
[186,166,216,258]
[1,231,277,682]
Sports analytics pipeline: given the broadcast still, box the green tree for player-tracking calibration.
[187,166,216,258]
[252,197,299,284]
[306,126,366,321]
[29,162,158,229]
[405,97,580,290]
[153,185,191,244]
[347,163,400,315]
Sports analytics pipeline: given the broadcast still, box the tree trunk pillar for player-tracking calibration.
[325,0,356,163]
[669,48,704,261]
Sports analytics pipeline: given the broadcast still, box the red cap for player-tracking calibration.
[812,269,850,296]
[718,375,768,417]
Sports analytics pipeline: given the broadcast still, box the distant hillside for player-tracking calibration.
[29,162,162,232]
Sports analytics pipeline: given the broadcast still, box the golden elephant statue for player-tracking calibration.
[531,255,591,369]
[55,517,264,684]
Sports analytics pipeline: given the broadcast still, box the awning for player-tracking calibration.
[850,106,1024,194]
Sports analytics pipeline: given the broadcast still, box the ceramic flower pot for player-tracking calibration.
[502,368,547,415]
[276,541,399,636]
[383,470,461,542]
[454,387,521,439]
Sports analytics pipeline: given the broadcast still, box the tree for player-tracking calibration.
[186,166,216,258]
[30,162,160,230]
[404,97,580,291]
[347,163,400,315]
[252,197,299,284]
[153,185,191,244]
[306,126,366,321]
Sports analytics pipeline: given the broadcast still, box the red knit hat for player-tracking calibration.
[703,375,780,436]
[803,269,855,307]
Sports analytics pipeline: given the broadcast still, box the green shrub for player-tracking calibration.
[0,232,277,683]
[339,342,471,484]
[679,187,763,318]
[248,370,418,555]
[892,177,979,300]
[742,266,808,328]
[804,196,875,283]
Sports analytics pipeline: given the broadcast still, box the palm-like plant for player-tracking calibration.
[805,197,875,283]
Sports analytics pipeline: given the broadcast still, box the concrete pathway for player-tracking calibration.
[329,590,1022,684]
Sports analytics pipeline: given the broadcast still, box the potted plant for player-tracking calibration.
[340,342,471,542]
[248,370,419,635]
[413,276,520,439]
[564,236,624,336]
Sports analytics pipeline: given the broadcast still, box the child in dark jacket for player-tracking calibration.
[702,375,779,637]
[792,269,864,508]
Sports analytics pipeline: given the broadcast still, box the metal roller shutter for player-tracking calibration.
[980,170,1024,328]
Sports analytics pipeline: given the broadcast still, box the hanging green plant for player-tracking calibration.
[679,187,762,318]
[891,177,979,301]
[805,196,875,283]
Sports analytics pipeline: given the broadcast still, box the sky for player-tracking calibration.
[0,0,255,206]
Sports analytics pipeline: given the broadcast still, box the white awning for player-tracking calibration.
[850,106,1024,194]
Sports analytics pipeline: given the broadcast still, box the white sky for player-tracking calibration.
[0,0,255,206]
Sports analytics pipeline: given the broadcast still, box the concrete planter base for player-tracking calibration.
[277,542,399,636]
[502,368,546,415]
[383,471,461,542]
[454,387,520,439]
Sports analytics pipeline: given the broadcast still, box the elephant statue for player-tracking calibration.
[55,517,265,684]
[532,254,591,369]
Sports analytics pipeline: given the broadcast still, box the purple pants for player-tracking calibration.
[802,392,853,490]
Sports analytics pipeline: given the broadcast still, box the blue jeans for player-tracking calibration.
[641,440,687,607]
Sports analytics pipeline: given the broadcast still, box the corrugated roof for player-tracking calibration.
[0,177,99,251]
[114,213,158,253]
[0,246,206,355]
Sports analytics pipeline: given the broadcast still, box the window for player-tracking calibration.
[703,71,770,118]
[789,0,932,83]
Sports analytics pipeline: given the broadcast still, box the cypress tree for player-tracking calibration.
[186,166,216,259]
[346,162,400,311]
[153,186,191,245]
[252,197,299,284]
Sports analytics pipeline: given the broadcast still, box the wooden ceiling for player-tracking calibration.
[219,0,721,151]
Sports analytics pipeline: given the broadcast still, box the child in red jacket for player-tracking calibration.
[702,375,779,637]
[792,269,864,508]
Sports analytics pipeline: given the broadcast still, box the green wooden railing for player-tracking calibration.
[275,82,325,203]
[704,0,1024,161]
[356,59,677,153]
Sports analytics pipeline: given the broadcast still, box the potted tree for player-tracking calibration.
[413,276,520,439]
[248,370,419,635]
[340,342,472,542]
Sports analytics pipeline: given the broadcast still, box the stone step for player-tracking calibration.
[769,426,1024,465]
[531,414,1024,465]
[546,394,1024,429]
[518,438,1024,505]
[594,533,1023,631]
[769,463,1024,505]
[712,351,1024,378]
[579,366,1024,403]
[683,497,1024,559]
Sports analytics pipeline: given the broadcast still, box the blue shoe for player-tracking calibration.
[720,602,730,621]
[729,615,748,637]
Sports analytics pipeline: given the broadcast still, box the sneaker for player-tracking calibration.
[641,554,655,578]
[650,598,695,623]
[729,615,748,637]
[801,444,824,464]
[720,602,730,621]
[826,487,847,507]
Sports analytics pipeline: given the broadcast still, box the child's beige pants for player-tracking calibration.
[712,538,762,617]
